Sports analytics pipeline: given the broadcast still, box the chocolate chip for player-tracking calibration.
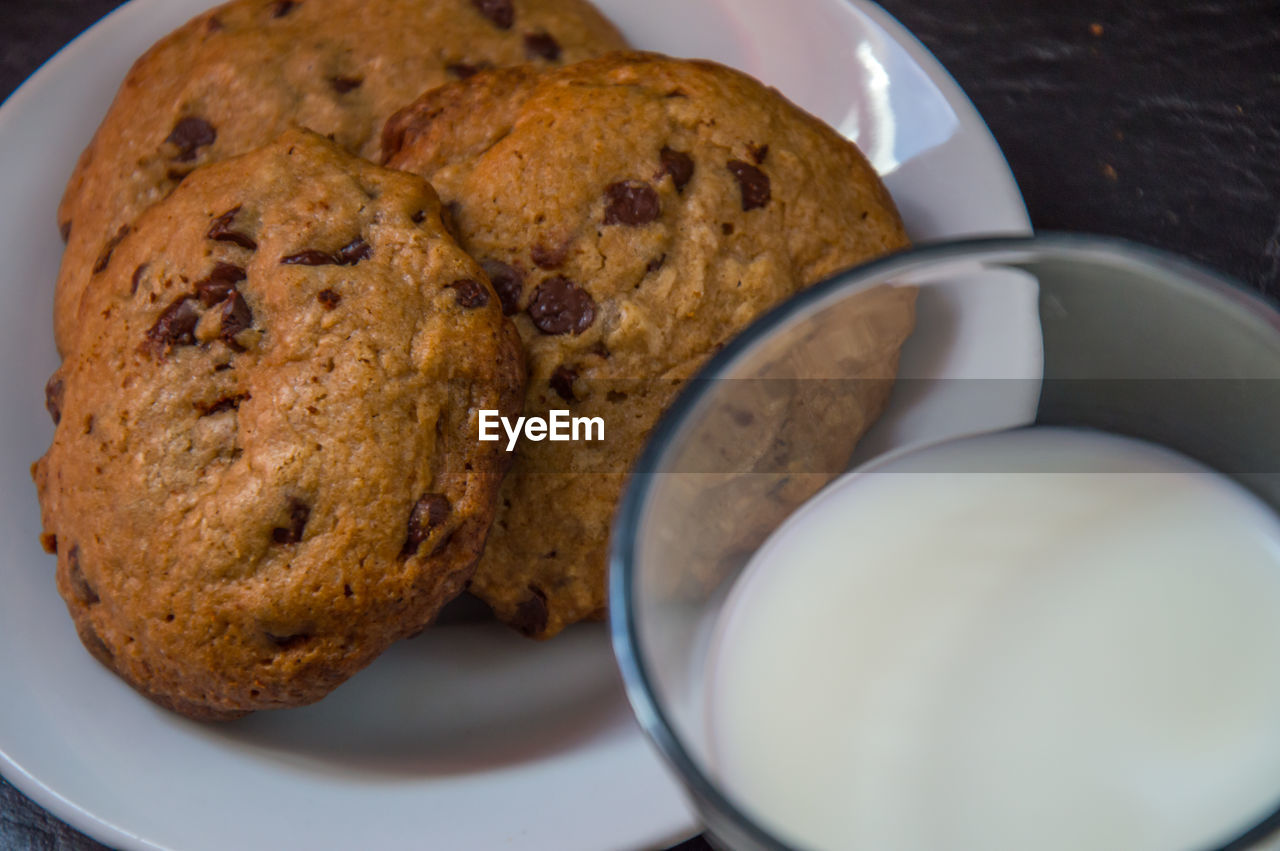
[329,75,362,94]
[604,180,661,226]
[335,237,372,265]
[195,262,247,306]
[40,532,57,554]
[145,297,200,356]
[130,264,148,295]
[449,278,489,308]
[513,585,549,637]
[271,499,310,544]
[470,0,513,29]
[527,276,596,335]
[401,494,451,557]
[207,206,257,250]
[266,631,310,649]
[280,249,335,266]
[524,32,561,61]
[721,222,734,235]
[317,289,341,309]
[411,209,427,224]
[550,365,577,401]
[218,290,253,342]
[646,254,667,273]
[531,240,570,270]
[81,626,113,662]
[66,545,98,605]
[44,376,64,425]
[197,393,249,416]
[481,259,524,315]
[272,0,297,17]
[659,147,694,193]
[166,167,192,184]
[165,116,216,162]
[59,220,71,242]
[727,160,771,211]
[446,62,489,80]
[748,143,770,164]
[606,389,628,403]
[92,224,130,274]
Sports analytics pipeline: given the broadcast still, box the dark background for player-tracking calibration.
[1,0,1277,848]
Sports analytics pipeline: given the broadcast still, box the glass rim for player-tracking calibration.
[607,232,1280,851]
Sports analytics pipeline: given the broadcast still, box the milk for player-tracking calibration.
[707,427,1280,851]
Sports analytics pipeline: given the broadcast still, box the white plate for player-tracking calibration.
[0,1,1034,849]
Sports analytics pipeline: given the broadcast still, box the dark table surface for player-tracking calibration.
[2,0,1278,848]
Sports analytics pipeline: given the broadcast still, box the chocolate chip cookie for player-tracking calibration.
[53,0,627,354]
[382,52,912,639]
[33,130,524,719]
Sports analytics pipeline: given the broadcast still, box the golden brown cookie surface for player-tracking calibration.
[34,130,524,719]
[383,52,912,639]
[54,0,627,353]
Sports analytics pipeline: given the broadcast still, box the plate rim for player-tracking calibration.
[0,1,1030,848]
[855,0,1031,235]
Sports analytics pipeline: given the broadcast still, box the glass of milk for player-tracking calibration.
[609,235,1280,851]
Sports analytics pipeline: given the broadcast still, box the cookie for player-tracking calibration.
[53,0,627,354]
[637,281,918,605]
[382,52,913,638]
[32,130,524,719]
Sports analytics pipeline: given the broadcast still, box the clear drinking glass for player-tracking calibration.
[609,234,1280,851]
